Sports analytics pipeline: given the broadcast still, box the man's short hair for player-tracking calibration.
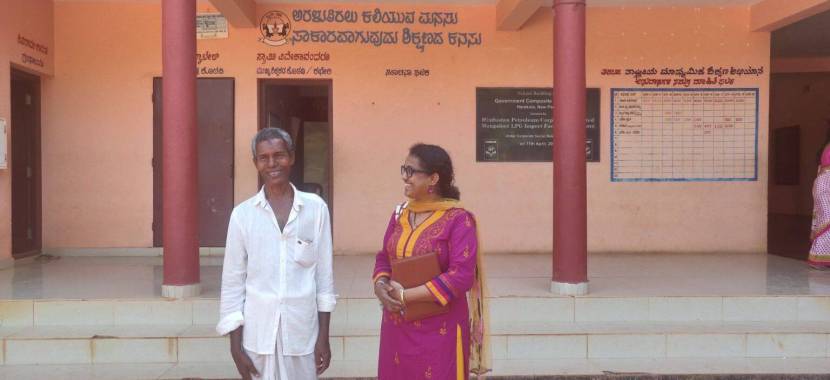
[251,127,295,158]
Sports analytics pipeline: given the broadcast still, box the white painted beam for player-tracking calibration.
[209,0,256,28]
[497,0,544,31]
[751,0,830,32]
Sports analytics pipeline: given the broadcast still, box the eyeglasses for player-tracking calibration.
[400,165,431,179]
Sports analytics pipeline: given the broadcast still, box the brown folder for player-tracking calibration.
[391,252,450,321]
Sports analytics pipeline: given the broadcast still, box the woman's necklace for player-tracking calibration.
[409,211,433,229]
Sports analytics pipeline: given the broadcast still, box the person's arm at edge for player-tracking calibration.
[315,203,336,374]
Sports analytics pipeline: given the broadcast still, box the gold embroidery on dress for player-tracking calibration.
[395,210,413,258]
[425,366,433,379]
[387,226,403,257]
[411,212,449,256]
[394,352,400,365]
[464,213,473,227]
[446,208,465,219]
[439,321,447,336]
[413,209,471,255]
[463,246,470,258]
[410,209,473,259]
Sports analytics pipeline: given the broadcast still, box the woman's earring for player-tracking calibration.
[428,185,435,194]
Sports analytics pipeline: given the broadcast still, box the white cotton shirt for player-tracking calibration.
[216,185,336,356]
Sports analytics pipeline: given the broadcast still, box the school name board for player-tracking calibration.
[611,88,758,182]
[258,9,483,52]
[476,88,600,163]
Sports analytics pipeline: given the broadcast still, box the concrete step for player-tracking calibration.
[2,295,830,328]
[3,358,830,379]
[2,295,829,369]
[2,322,830,366]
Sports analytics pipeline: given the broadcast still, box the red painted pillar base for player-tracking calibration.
[552,0,588,295]
[161,0,200,298]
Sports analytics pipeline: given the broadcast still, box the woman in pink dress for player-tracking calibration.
[810,143,830,269]
[372,144,489,379]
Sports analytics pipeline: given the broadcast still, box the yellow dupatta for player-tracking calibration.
[405,198,492,377]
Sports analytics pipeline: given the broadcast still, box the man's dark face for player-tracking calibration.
[254,138,294,187]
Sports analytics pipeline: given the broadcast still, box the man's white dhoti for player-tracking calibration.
[245,326,317,380]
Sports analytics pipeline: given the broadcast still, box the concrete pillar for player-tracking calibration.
[552,0,588,295]
[161,0,200,298]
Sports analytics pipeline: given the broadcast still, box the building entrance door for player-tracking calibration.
[10,68,41,258]
[258,80,333,210]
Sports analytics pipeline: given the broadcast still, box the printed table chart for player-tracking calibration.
[611,88,758,182]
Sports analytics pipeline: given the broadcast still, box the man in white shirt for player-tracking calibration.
[217,127,336,380]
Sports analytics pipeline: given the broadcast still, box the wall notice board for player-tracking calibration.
[611,88,758,182]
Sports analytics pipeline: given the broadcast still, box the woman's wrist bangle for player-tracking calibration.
[399,289,406,306]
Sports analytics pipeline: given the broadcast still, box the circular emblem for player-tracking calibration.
[259,11,291,47]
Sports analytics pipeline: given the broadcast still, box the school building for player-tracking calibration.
[1,0,830,377]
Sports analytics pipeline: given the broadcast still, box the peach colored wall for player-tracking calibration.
[586,7,769,253]
[769,72,830,216]
[48,3,770,254]
[48,3,160,247]
[0,0,54,266]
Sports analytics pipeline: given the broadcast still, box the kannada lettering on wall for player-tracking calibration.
[476,88,600,163]
[197,51,224,75]
[601,65,765,87]
[255,8,483,78]
[287,8,483,52]
[258,8,482,51]
[17,34,47,68]
[611,88,758,182]
[255,50,332,77]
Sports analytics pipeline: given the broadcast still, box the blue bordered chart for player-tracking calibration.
[610,88,759,182]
